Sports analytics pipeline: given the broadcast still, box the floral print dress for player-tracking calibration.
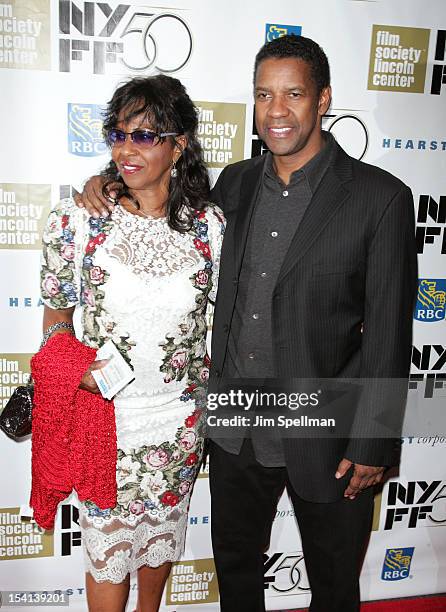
[40,198,224,583]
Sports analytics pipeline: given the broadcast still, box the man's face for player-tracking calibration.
[254,57,331,159]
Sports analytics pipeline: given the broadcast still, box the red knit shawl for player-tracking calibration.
[30,333,117,530]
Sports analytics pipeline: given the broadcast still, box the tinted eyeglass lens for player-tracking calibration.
[107,129,126,146]
[132,130,159,147]
[106,129,159,147]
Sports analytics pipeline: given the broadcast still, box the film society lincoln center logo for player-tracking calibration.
[0,183,51,249]
[0,507,53,561]
[1,354,32,410]
[0,0,50,70]
[165,558,219,605]
[368,25,430,93]
[196,102,245,168]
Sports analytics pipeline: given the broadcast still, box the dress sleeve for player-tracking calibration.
[40,198,84,309]
[206,204,226,304]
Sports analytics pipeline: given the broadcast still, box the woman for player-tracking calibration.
[38,75,224,611]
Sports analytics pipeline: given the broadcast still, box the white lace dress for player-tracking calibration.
[40,198,224,583]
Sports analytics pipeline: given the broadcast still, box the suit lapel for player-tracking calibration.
[233,158,265,276]
[276,147,353,285]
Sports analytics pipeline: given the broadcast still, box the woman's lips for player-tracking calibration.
[120,163,144,175]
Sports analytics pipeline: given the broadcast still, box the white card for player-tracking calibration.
[91,339,134,400]
[20,504,34,519]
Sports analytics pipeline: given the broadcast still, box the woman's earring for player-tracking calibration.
[171,159,178,178]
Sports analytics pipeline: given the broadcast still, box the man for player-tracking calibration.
[77,35,417,612]
[207,34,416,612]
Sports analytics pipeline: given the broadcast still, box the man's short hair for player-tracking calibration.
[254,34,331,93]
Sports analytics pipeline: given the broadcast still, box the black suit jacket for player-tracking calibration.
[209,141,417,502]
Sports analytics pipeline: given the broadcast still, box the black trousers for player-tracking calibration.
[209,439,373,612]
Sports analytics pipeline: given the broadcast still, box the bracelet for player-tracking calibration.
[41,322,75,349]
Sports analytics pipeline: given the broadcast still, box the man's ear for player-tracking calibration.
[318,86,332,117]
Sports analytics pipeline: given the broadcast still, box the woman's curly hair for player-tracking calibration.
[101,75,210,232]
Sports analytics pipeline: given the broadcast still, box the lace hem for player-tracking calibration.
[84,536,184,583]
[80,505,188,583]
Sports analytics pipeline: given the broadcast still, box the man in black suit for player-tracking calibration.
[76,34,417,612]
[207,35,417,612]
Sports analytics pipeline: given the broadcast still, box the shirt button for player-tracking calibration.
[282,190,289,197]
[271,231,278,238]
[252,313,259,320]
[248,352,255,360]
[260,272,267,278]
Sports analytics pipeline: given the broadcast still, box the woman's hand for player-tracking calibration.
[78,359,110,394]
[73,175,118,219]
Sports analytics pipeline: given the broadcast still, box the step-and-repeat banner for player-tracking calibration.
[0,1,445,610]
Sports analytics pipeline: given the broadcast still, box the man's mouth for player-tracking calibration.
[267,126,294,138]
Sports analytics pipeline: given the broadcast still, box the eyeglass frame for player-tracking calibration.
[105,127,181,148]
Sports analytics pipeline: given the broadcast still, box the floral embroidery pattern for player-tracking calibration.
[80,216,135,364]
[159,211,213,404]
[84,408,204,519]
[41,209,79,308]
[41,202,136,365]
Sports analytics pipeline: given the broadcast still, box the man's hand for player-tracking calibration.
[78,359,109,394]
[73,175,117,218]
[335,458,385,499]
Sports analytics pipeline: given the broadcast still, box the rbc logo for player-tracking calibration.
[265,24,302,42]
[68,103,107,157]
[415,279,446,322]
[381,547,414,581]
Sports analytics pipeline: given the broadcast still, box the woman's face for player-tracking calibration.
[110,111,179,194]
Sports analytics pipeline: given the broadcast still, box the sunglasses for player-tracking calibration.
[106,128,179,148]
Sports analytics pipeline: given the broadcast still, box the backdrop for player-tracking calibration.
[0,1,445,610]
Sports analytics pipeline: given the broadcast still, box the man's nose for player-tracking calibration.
[267,95,289,118]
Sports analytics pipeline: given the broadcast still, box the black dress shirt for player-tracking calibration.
[222,132,336,465]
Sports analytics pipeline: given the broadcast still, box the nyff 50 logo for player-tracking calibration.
[383,480,446,530]
[431,30,446,94]
[416,194,446,256]
[409,344,446,399]
[263,552,310,595]
[59,2,192,75]
[60,504,81,556]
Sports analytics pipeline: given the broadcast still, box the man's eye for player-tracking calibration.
[289,92,301,98]
[256,92,270,99]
